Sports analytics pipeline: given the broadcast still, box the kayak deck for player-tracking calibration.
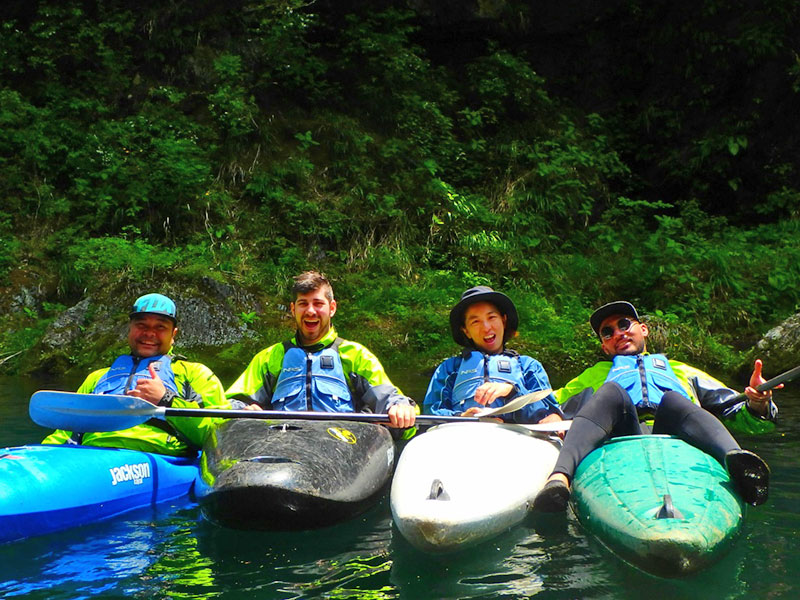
[0,444,198,544]
[391,422,560,553]
[196,418,395,530]
[572,435,744,577]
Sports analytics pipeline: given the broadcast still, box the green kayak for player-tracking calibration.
[571,435,744,577]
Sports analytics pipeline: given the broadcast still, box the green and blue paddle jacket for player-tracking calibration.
[43,356,230,456]
[225,327,417,438]
[555,354,777,435]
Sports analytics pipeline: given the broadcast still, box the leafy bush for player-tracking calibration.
[1,0,798,380]
[65,237,182,286]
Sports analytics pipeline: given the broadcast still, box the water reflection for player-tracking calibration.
[0,501,195,598]
[1,376,800,599]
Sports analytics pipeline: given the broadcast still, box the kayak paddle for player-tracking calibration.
[29,390,571,433]
[473,388,553,417]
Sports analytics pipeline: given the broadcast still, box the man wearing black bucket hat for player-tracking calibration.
[43,293,230,456]
[423,286,561,424]
[533,300,778,511]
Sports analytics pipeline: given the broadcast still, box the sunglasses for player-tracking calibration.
[600,317,637,340]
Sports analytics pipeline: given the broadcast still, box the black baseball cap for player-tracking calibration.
[589,301,640,337]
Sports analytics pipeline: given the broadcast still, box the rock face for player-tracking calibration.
[173,295,249,347]
[756,314,800,374]
[40,284,259,353]
[24,278,268,375]
[42,298,121,351]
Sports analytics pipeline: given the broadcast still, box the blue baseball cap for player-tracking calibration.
[130,293,177,323]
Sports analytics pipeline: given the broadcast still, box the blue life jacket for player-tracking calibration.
[93,354,178,396]
[605,354,689,412]
[452,350,524,411]
[272,338,353,412]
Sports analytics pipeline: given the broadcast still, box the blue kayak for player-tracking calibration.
[0,444,199,544]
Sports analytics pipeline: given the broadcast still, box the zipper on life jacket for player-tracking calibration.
[124,356,141,393]
[483,353,490,383]
[637,355,649,404]
[305,352,313,411]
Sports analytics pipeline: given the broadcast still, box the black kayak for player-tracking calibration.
[195,418,395,530]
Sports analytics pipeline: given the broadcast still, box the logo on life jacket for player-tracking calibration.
[326,427,357,444]
[651,357,668,370]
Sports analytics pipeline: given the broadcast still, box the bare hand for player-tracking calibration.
[387,404,416,428]
[244,403,263,411]
[127,363,167,406]
[473,382,515,406]
[537,412,563,424]
[744,359,780,416]
[460,406,502,422]
[537,412,566,438]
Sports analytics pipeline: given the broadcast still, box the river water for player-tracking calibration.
[1,374,799,599]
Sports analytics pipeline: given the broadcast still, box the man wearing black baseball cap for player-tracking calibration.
[43,293,230,455]
[423,286,561,424]
[533,300,778,511]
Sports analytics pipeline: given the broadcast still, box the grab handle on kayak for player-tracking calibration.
[428,479,450,501]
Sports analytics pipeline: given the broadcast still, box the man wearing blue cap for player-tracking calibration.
[533,300,778,511]
[43,293,230,456]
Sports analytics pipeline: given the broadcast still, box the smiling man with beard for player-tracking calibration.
[533,301,779,512]
[226,271,417,433]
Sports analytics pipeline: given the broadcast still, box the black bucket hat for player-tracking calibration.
[589,301,640,337]
[449,286,519,347]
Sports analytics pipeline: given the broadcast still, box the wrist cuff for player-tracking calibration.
[158,389,177,407]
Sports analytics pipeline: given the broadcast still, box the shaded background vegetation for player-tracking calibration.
[1,0,799,386]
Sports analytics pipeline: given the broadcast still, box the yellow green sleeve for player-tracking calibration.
[167,361,230,448]
[41,369,108,444]
[554,362,612,404]
[225,343,285,403]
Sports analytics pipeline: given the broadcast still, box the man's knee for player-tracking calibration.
[561,387,593,419]
[653,391,700,432]
[658,391,695,414]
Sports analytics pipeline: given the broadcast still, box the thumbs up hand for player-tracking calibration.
[127,362,168,406]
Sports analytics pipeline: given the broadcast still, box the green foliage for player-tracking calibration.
[209,53,259,139]
[0,217,19,282]
[567,0,800,221]
[238,311,257,325]
[67,114,211,237]
[583,199,800,338]
[1,0,799,380]
[64,237,182,287]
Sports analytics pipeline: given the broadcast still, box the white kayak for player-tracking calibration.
[390,422,560,553]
